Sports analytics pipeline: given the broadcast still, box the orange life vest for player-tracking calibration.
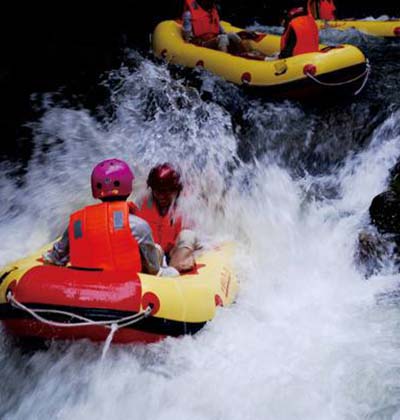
[319,0,336,20]
[184,0,220,40]
[134,195,182,254]
[69,201,142,271]
[281,14,319,56]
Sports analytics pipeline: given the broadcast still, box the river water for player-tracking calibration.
[0,28,400,420]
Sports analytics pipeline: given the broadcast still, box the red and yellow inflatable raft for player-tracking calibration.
[0,242,238,344]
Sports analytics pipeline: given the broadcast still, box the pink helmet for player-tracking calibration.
[147,163,182,192]
[91,159,134,199]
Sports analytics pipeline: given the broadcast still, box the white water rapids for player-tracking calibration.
[1,35,400,419]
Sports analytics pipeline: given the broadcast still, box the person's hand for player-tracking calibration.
[42,252,53,265]
[42,251,62,266]
[182,31,193,42]
[236,30,259,40]
[158,266,180,277]
[227,32,243,43]
[154,243,165,266]
[264,52,280,61]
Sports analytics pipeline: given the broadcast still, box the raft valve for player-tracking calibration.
[303,64,317,76]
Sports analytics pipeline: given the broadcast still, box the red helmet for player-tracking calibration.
[147,163,182,192]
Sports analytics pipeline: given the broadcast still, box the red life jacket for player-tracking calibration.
[184,0,220,40]
[319,0,336,20]
[134,195,182,254]
[281,14,319,56]
[69,201,142,272]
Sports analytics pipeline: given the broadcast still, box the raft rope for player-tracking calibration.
[304,60,371,96]
[6,291,152,330]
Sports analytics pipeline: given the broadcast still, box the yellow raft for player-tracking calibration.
[0,242,238,344]
[316,19,400,38]
[152,20,370,100]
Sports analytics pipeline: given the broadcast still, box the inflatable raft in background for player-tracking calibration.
[0,242,238,344]
[316,19,400,38]
[152,20,370,100]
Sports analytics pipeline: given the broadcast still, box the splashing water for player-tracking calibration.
[1,43,400,419]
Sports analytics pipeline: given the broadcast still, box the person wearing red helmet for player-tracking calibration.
[133,163,199,273]
[279,1,319,59]
[43,159,178,276]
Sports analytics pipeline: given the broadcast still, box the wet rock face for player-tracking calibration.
[356,230,397,276]
[370,190,400,235]
[368,162,400,236]
[357,164,400,276]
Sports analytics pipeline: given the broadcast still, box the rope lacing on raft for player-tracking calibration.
[304,59,371,96]
[6,291,152,330]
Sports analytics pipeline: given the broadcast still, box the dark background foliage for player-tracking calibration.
[1,1,398,161]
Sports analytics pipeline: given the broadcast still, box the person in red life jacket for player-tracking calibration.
[42,159,179,277]
[133,163,200,273]
[182,0,250,54]
[319,0,336,20]
[308,0,336,20]
[279,2,319,59]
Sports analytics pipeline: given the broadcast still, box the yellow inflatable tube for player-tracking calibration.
[316,19,400,37]
[152,20,369,100]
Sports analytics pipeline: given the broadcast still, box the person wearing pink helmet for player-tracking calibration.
[43,159,179,277]
[133,162,199,273]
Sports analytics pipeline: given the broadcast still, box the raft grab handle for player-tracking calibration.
[6,291,153,330]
